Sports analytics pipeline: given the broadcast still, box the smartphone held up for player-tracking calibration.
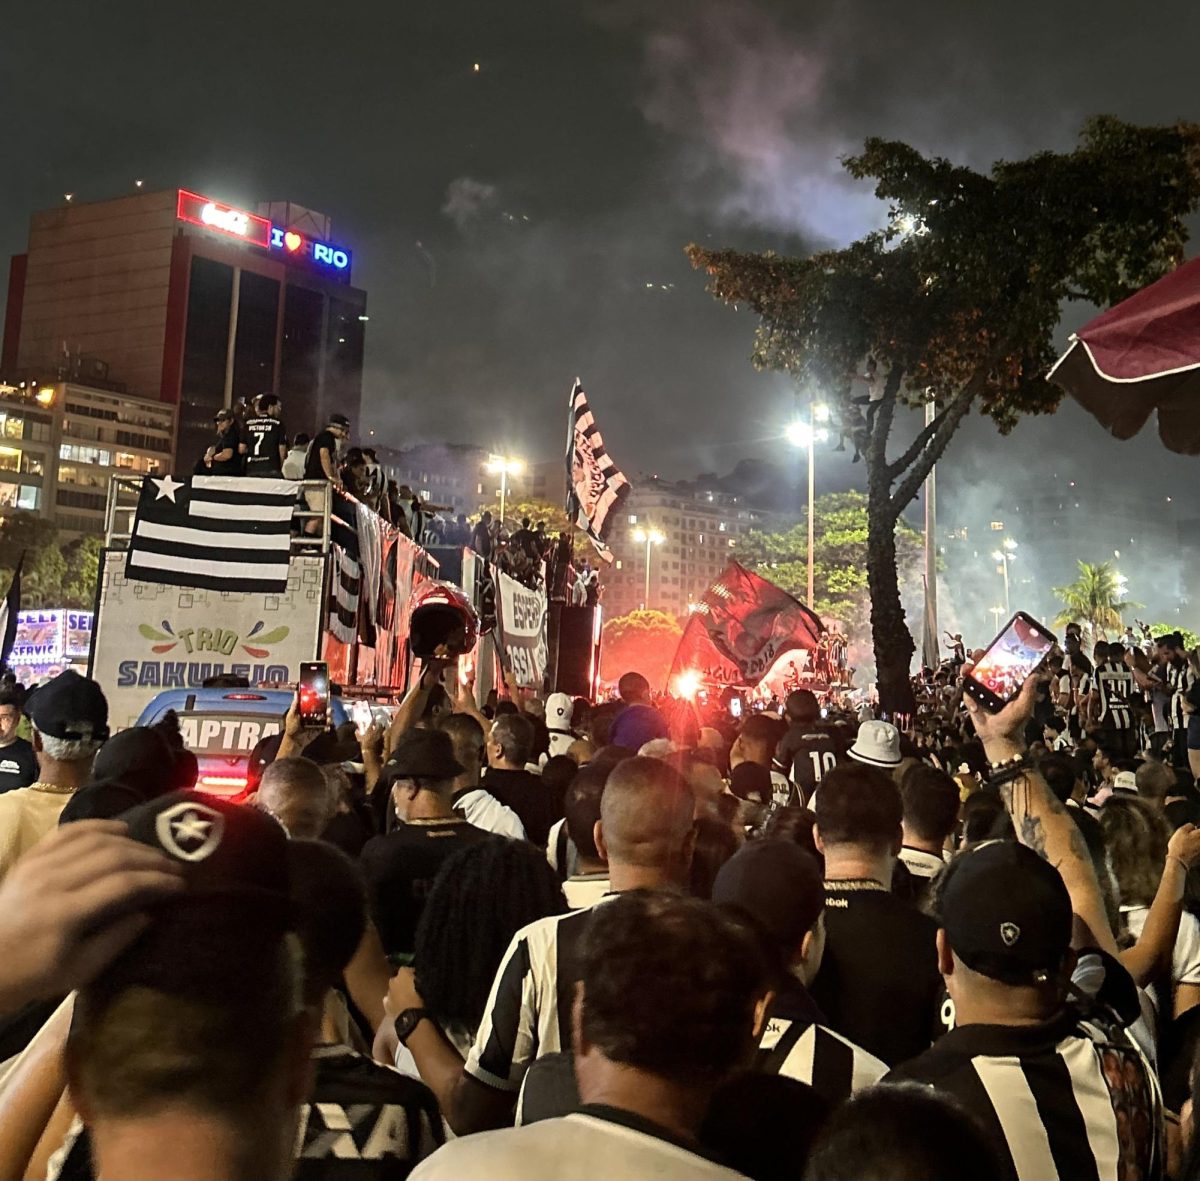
[962,612,1056,714]
[298,661,330,729]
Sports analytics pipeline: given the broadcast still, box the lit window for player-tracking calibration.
[629,514,638,524]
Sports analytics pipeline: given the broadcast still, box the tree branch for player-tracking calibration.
[866,364,904,471]
[889,372,985,513]
[885,395,959,483]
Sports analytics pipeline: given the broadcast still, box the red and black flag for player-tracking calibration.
[668,562,824,689]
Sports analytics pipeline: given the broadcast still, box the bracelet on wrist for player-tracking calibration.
[987,753,1034,790]
[986,751,1030,773]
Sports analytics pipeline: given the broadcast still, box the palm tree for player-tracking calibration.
[1053,561,1140,639]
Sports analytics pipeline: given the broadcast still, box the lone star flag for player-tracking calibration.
[668,562,824,689]
[125,474,295,593]
[565,378,630,562]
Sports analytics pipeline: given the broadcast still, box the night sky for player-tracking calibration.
[4,0,1200,518]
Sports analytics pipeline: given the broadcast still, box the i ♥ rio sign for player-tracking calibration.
[175,189,352,276]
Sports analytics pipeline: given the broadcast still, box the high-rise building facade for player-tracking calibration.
[602,478,780,618]
[2,188,366,473]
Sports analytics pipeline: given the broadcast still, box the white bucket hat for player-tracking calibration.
[848,719,902,768]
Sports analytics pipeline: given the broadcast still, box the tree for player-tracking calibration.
[0,522,103,609]
[688,118,1200,711]
[479,497,572,535]
[1053,561,1139,638]
[737,491,923,641]
[1147,624,1200,651]
[600,609,683,689]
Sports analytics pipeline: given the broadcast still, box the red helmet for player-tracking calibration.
[408,581,480,659]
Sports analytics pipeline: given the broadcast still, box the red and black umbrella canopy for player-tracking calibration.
[1049,257,1200,454]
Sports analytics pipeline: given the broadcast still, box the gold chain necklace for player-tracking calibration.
[27,782,77,795]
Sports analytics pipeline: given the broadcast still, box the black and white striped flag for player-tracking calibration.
[564,378,630,562]
[328,489,361,643]
[125,474,294,593]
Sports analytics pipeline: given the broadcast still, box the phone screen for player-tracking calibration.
[964,613,1056,712]
[298,662,330,729]
[729,697,743,719]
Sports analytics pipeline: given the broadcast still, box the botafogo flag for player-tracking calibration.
[565,378,630,562]
[125,475,294,592]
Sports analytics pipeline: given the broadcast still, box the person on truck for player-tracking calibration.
[242,393,288,478]
[302,413,350,533]
[201,409,243,476]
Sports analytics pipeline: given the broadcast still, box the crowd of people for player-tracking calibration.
[196,393,595,598]
[3,615,1200,1178]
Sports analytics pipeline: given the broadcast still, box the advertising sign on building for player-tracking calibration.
[176,189,272,249]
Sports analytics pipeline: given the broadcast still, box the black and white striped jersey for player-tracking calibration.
[757,1016,887,1104]
[1093,661,1135,731]
[465,903,606,1093]
[1166,657,1195,730]
[885,1010,1163,1181]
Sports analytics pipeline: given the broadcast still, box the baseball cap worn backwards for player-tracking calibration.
[25,670,109,743]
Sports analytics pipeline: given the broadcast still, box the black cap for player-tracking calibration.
[25,670,109,743]
[941,839,1073,986]
[383,728,463,781]
[712,840,824,954]
[90,791,293,998]
[329,413,351,429]
[729,762,772,805]
[214,408,233,423]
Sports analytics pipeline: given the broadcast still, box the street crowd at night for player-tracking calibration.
[6,1,1200,1177]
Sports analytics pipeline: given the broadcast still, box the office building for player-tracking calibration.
[603,477,779,618]
[3,188,366,472]
[0,380,173,532]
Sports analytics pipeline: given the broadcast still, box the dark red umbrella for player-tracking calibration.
[1048,257,1200,454]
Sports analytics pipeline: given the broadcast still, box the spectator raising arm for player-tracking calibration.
[964,674,1120,959]
[384,659,448,759]
[1118,823,1200,990]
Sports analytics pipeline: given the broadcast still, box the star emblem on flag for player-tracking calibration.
[151,474,185,502]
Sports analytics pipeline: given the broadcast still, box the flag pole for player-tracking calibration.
[922,398,939,668]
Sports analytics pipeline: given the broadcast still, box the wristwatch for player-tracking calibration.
[393,1007,432,1045]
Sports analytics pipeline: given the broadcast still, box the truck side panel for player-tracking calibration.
[90,548,327,731]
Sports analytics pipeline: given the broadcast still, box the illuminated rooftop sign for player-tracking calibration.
[176,189,272,249]
[268,226,351,273]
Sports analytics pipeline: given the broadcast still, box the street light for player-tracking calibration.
[632,527,665,609]
[785,403,829,607]
[989,604,1005,632]
[485,454,524,525]
[990,537,1017,616]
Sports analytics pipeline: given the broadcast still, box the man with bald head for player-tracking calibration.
[391,756,697,1136]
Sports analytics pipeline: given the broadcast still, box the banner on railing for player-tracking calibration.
[495,569,549,689]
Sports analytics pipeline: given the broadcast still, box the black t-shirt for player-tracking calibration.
[243,414,287,475]
[809,878,943,1067]
[483,767,558,847]
[305,429,339,480]
[0,738,37,792]
[775,724,844,807]
[359,819,491,957]
[297,1046,443,1179]
[209,425,244,475]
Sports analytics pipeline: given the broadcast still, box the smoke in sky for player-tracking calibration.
[441,177,499,231]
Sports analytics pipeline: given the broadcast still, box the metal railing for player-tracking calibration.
[103,475,334,553]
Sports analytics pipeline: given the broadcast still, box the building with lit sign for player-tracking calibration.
[2,188,367,470]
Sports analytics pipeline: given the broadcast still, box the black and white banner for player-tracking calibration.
[495,569,549,689]
[565,378,630,562]
[329,490,361,644]
[126,475,293,593]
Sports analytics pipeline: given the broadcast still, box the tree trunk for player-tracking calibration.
[867,483,916,716]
